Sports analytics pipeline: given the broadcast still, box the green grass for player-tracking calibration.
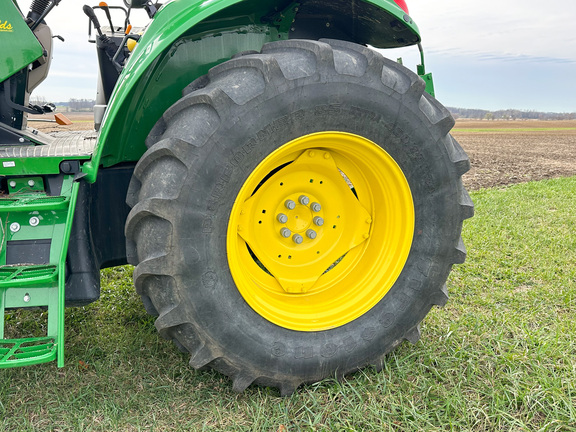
[452,127,576,133]
[2,177,576,431]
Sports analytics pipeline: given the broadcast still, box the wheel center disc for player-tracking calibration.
[236,149,372,294]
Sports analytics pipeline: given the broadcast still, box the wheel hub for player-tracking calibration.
[237,150,372,293]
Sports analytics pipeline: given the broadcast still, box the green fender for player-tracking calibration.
[82,0,421,182]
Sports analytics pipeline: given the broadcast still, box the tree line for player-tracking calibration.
[448,107,576,121]
[30,96,575,120]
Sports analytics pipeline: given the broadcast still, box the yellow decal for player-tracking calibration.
[0,20,14,32]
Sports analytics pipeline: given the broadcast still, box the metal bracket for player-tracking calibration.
[262,2,300,35]
[0,125,32,147]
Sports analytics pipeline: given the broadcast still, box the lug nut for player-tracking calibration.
[313,216,324,226]
[306,229,317,239]
[277,213,288,224]
[285,200,296,210]
[298,195,310,205]
[292,234,303,244]
[311,202,321,212]
[280,228,291,238]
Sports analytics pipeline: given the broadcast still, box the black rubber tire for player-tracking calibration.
[125,39,473,395]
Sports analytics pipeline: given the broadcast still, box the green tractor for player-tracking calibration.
[0,0,473,394]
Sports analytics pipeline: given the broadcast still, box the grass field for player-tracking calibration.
[2,175,576,431]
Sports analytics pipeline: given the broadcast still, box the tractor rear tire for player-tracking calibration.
[125,39,473,395]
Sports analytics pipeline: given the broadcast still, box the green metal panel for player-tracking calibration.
[0,155,91,176]
[0,0,43,82]
[82,0,421,182]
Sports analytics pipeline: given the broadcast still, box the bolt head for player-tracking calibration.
[9,180,16,188]
[313,216,324,226]
[10,222,20,233]
[285,200,296,210]
[280,227,291,238]
[29,217,40,227]
[306,229,317,239]
[277,213,288,224]
[23,293,31,303]
[298,195,310,205]
[28,179,35,187]
[311,202,321,212]
[292,234,303,244]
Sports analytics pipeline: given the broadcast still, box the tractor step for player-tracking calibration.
[0,265,58,286]
[0,175,79,368]
[0,337,57,367]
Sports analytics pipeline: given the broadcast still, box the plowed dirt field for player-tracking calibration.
[453,120,576,190]
[29,114,576,191]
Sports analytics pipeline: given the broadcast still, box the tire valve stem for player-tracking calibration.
[280,228,291,238]
[285,200,296,210]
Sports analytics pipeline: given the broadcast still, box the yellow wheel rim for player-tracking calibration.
[227,132,414,331]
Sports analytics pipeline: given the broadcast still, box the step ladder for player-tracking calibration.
[0,175,78,368]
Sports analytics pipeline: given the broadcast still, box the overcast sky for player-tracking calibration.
[19,0,576,112]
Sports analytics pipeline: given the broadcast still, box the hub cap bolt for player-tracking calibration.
[306,229,317,239]
[313,216,324,226]
[29,217,40,227]
[298,195,310,205]
[285,200,296,210]
[311,202,321,212]
[10,222,20,233]
[292,234,304,244]
[277,213,288,224]
[280,228,291,238]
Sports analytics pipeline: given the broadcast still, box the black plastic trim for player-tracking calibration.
[65,163,135,306]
